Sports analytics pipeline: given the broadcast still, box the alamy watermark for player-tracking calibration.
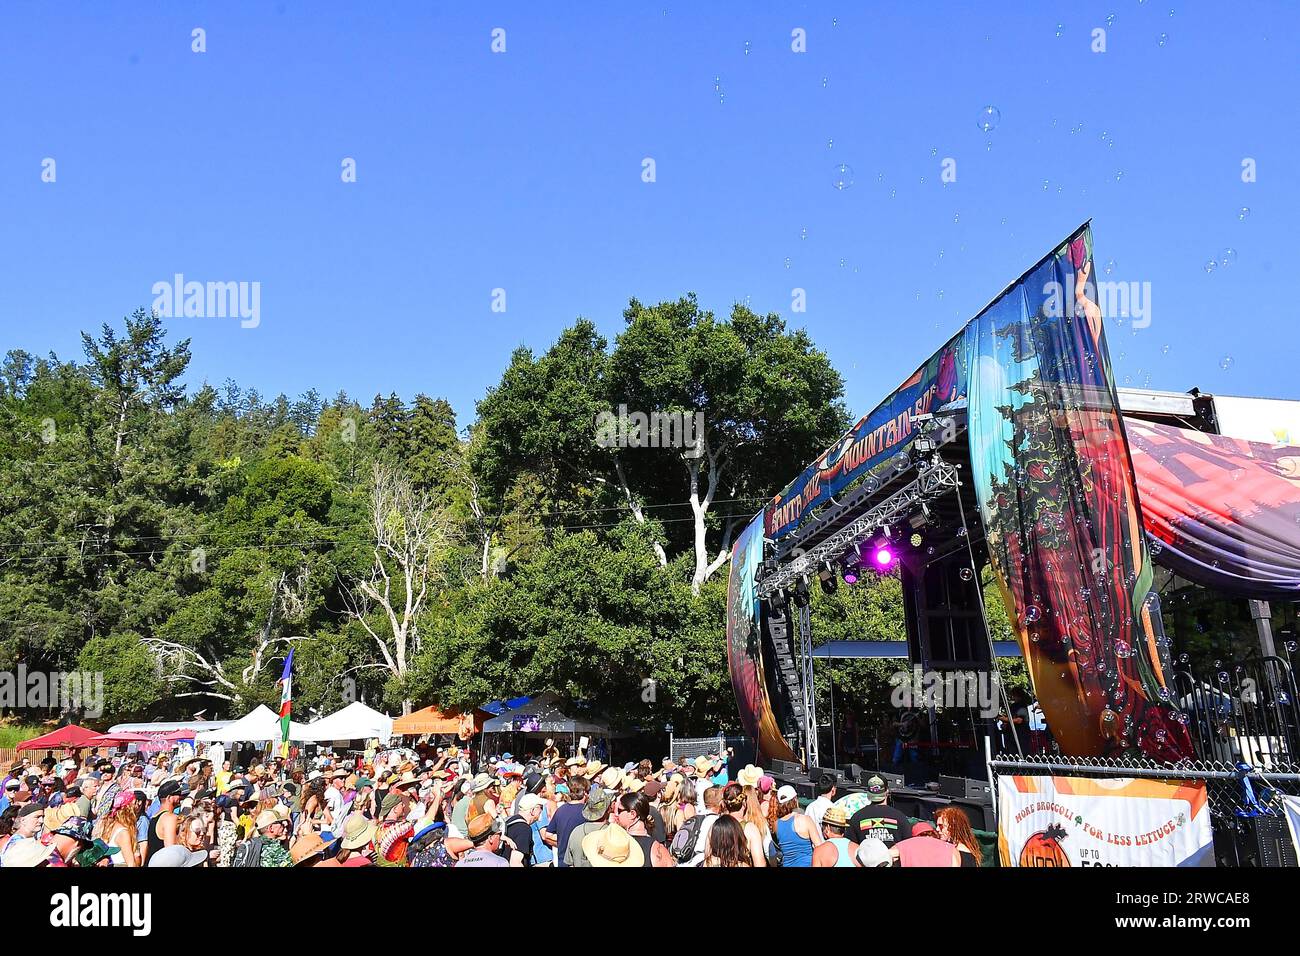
[1043,279,1151,329]
[0,665,104,718]
[151,274,260,328]
[595,405,704,457]
[890,666,1002,718]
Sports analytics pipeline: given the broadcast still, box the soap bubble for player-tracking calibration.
[832,164,854,190]
[977,105,1001,133]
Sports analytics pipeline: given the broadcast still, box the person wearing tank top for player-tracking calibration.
[772,785,821,867]
[145,782,184,864]
[811,806,857,867]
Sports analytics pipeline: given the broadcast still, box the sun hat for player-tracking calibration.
[255,808,289,831]
[822,805,850,829]
[582,788,613,822]
[380,792,406,818]
[290,831,339,865]
[390,771,421,791]
[621,773,645,793]
[340,813,377,851]
[584,760,606,778]
[600,767,623,791]
[466,813,500,842]
[775,785,798,805]
[693,756,712,776]
[147,845,208,868]
[736,764,763,789]
[52,815,94,844]
[44,803,77,830]
[857,837,893,867]
[470,772,495,793]
[564,756,585,768]
[582,823,644,868]
[642,779,664,799]
[75,838,116,868]
[2,839,54,867]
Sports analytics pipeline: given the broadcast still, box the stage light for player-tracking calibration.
[841,566,859,585]
[872,544,895,569]
[817,562,838,595]
[791,577,811,609]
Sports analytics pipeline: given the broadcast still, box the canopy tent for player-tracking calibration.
[481,696,533,716]
[17,724,100,752]
[295,701,394,743]
[481,692,619,736]
[194,705,309,744]
[391,705,494,737]
[85,731,152,746]
[1127,417,1300,599]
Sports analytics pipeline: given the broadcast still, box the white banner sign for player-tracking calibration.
[998,774,1214,868]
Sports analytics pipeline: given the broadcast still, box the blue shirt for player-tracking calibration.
[546,802,587,868]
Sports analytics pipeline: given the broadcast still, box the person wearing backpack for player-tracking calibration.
[673,785,722,867]
[503,794,543,867]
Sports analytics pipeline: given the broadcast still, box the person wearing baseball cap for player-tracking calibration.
[846,776,914,848]
[144,779,184,863]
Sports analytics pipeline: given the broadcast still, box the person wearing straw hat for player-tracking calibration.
[812,805,857,867]
[581,822,644,868]
[330,812,377,866]
[455,812,510,867]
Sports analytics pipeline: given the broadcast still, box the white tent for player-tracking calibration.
[194,704,310,743]
[481,692,616,736]
[295,701,394,743]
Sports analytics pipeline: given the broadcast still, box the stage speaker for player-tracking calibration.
[965,778,993,803]
[879,771,905,791]
[770,758,802,778]
[843,763,865,782]
[1253,815,1300,867]
[939,775,967,799]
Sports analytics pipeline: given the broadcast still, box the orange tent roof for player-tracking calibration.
[391,705,493,736]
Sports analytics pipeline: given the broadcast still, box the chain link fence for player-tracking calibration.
[990,752,1300,866]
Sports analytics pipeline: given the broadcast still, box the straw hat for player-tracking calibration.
[390,771,422,791]
[582,823,644,868]
[290,831,338,865]
[822,805,850,830]
[255,807,289,832]
[599,767,623,791]
[584,760,606,779]
[340,813,377,851]
[2,839,53,867]
[736,764,763,789]
[692,756,713,777]
[621,773,645,793]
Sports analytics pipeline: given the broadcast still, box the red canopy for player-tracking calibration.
[16,724,100,752]
[84,731,151,745]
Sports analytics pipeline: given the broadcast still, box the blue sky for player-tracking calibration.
[2,1,1296,428]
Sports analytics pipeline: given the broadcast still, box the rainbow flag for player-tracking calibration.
[277,648,294,758]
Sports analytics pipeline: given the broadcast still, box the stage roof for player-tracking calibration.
[811,640,1023,659]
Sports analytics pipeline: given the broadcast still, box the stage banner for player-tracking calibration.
[963,224,1192,761]
[1126,417,1300,599]
[725,514,798,763]
[764,337,965,541]
[997,774,1214,867]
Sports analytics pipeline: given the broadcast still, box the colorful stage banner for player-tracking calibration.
[963,224,1192,761]
[725,514,798,763]
[1127,417,1300,599]
[764,339,965,541]
[997,774,1214,867]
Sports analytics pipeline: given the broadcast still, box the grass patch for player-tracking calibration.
[0,724,50,749]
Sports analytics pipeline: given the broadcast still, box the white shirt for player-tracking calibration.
[806,795,833,832]
[682,812,719,868]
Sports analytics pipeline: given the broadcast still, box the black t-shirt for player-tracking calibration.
[847,803,913,847]
[504,816,534,866]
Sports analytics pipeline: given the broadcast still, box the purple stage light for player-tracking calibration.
[872,546,894,568]
[842,568,859,585]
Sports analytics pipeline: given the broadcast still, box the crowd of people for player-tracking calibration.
[0,737,986,868]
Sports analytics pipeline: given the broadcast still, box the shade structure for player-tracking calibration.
[17,724,100,751]
[481,692,617,735]
[193,704,310,744]
[391,705,493,737]
[295,701,394,743]
[85,731,152,746]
